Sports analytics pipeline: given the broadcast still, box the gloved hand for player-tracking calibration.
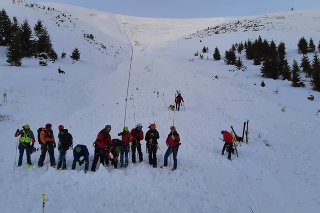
[148,139,152,143]
[53,143,56,148]
[16,129,19,134]
[79,159,84,166]
[150,133,154,137]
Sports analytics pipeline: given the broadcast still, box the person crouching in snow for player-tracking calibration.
[72,144,89,173]
[221,130,233,160]
[160,126,180,171]
[107,139,122,169]
[118,126,133,168]
[14,124,36,168]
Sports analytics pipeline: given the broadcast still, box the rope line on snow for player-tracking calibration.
[124,47,134,127]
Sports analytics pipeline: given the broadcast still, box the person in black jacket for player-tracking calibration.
[57,125,73,170]
[145,123,160,168]
[72,144,89,173]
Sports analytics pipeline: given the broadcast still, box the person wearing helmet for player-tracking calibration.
[14,124,36,168]
[118,126,133,168]
[38,123,56,167]
[72,144,89,173]
[145,123,160,168]
[160,126,181,171]
[106,139,122,169]
[221,130,234,160]
[91,125,112,172]
[130,123,144,163]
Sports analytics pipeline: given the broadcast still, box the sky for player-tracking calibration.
[1,1,320,213]
[29,0,320,18]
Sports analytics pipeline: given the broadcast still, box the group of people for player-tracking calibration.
[14,122,182,172]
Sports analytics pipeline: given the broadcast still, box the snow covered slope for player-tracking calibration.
[0,1,320,213]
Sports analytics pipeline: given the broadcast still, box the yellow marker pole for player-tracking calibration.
[42,193,46,213]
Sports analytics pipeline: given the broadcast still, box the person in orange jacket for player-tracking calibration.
[118,126,133,168]
[221,130,234,160]
[14,124,36,167]
[38,123,56,167]
[160,126,180,171]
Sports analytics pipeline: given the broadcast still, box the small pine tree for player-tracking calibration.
[202,46,207,53]
[237,42,244,54]
[308,38,316,53]
[0,9,13,46]
[311,53,320,91]
[235,57,243,70]
[291,60,304,87]
[6,29,23,66]
[213,47,221,60]
[224,49,236,65]
[281,58,291,80]
[20,19,33,57]
[300,54,312,78]
[298,37,308,54]
[34,20,44,37]
[70,48,80,61]
[61,51,66,58]
[277,42,286,60]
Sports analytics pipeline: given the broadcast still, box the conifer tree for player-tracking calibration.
[308,38,316,53]
[202,46,207,53]
[281,58,291,80]
[213,47,221,60]
[20,19,33,57]
[7,30,23,66]
[298,37,308,54]
[291,60,304,87]
[237,42,244,54]
[277,42,286,60]
[300,54,312,79]
[34,20,44,37]
[0,9,12,46]
[268,40,278,60]
[224,49,236,65]
[70,48,80,61]
[310,53,320,91]
[235,57,244,70]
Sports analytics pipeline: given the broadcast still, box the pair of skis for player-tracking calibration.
[230,119,249,157]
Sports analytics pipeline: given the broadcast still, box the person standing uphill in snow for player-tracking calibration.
[38,123,56,167]
[57,125,73,170]
[118,126,133,168]
[130,123,144,163]
[91,125,111,172]
[145,123,159,168]
[175,93,184,111]
[14,124,36,167]
[160,126,180,171]
[221,130,234,160]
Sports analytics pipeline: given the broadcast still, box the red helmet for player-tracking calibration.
[58,125,64,130]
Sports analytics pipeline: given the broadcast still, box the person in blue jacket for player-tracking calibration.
[72,144,89,173]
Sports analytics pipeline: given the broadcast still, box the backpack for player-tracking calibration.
[59,130,73,149]
[37,127,43,144]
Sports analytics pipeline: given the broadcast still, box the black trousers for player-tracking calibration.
[91,146,106,171]
[38,143,56,167]
[131,141,143,162]
[175,102,181,111]
[148,144,157,167]
[222,143,233,159]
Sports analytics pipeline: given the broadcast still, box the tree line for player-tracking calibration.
[0,9,80,66]
[208,36,320,92]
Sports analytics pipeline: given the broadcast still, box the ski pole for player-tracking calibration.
[14,124,19,171]
[169,147,172,171]
[42,193,46,213]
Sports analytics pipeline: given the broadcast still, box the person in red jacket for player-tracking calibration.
[160,126,180,171]
[91,125,112,172]
[130,123,144,163]
[175,93,184,111]
[118,126,133,168]
[221,130,234,160]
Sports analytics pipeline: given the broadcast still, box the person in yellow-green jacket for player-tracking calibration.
[14,124,36,167]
